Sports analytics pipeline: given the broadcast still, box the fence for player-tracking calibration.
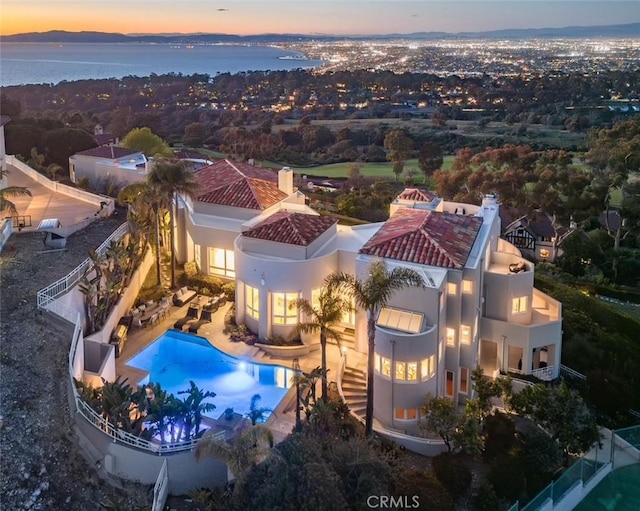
[152,459,169,511]
[37,222,128,308]
[36,220,227,456]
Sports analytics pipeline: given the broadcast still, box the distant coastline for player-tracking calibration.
[0,43,323,87]
[1,23,639,44]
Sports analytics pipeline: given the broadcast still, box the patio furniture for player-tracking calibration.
[188,309,213,333]
[173,305,199,330]
[173,286,197,306]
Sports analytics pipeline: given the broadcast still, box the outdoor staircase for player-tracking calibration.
[341,366,367,418]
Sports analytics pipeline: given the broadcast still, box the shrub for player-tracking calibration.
[432,452,472,501]
[489,453,525,502]
[483,412,516,462]
[183,261,198,278]
[181,273,224,296]
[394,470,454,511]
[475,483,500,511]
[222,281,235,301]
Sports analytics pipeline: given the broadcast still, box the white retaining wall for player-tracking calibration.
[6,155,115,215]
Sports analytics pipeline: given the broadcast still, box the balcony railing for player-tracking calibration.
[531,365,555,381]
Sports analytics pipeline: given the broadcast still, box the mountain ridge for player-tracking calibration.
[2,23,639,43]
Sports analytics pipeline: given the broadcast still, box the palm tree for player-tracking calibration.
[118,182,168,287]
[246,394,271,426]
[147,158,197,289]
[326,259,424,436]
[178,380,216,439]
[195,424,274,492]
[0,169,31,216]
[291,287,350,401]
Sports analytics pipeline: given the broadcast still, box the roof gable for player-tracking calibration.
[397,188,437,203]
[244,211,337,246]
[194,159,286,210]
[360,208,482,269]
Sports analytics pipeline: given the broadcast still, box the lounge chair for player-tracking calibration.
[188,309,213,333]
[173,305,199,330]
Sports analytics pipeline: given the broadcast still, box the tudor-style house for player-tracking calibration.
[174,161,563,430]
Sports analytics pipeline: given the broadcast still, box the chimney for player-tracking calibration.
[278,167,293,195]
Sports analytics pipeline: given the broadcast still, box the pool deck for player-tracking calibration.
[116,297,366,443]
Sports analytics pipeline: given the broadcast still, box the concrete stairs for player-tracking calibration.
[341,366,367,418]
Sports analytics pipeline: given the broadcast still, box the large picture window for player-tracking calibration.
[273,292,299,325]
[208,247,235,278]
[246,284,260,319]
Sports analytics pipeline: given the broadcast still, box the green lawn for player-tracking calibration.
[291,156,454,179]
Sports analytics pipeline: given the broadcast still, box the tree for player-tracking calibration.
[0,169,31,216]
[326,260,424,436]
[420,394,464,452]
[118,182,168,287]
[246,394,271,426]
[418,142,444,179]
[121,127,172,157]
[292,287,349,401]
[585,117,640,274]
[148,158,197,289]
[383,129,413,182]
[510,382,599,464]
[195,424,274,492]
[41,127,96,169]
[46,163,64,181]
[177,380,216,439]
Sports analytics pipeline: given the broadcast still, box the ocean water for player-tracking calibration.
[0,42,322,86]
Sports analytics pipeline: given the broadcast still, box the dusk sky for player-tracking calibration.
[2,1,639,36]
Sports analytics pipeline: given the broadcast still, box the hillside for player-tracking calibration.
[2,23,639,44]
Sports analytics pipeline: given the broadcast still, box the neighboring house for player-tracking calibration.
[501,209,574,262]
[175,174,563,432]
[69,146,148,187]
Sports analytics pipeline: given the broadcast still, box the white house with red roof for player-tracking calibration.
[69,146,148,187]
[175,164,562,431]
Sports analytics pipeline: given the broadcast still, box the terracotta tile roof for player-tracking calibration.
[244,211,337,246]
[75,146,139,159]
[193,159,287,210]
[397,188,438,202]
[360,208,482,269]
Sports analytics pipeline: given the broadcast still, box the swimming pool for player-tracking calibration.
[126,330,295,419]
[574,464,640,511]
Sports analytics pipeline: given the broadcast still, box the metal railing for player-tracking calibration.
[36,221,226,456]
[152,459,169,511]
[531,365,555,381]
[560,364,587,381]
[37,222,128,308]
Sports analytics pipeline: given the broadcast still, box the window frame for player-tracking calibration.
[446,327,456,347]
[245,284,260,320]
[460,324,471,345]
[512,295,528,314]
[272,292,299,325]
[460,367,469,394]
[462,279,473,294]
[208,247,235,278]
[447,282,457,295]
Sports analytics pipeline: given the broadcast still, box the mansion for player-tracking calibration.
[174,160,562,429]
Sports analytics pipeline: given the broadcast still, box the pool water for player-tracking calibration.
[574,464,640,511]
[126,330,294,419]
